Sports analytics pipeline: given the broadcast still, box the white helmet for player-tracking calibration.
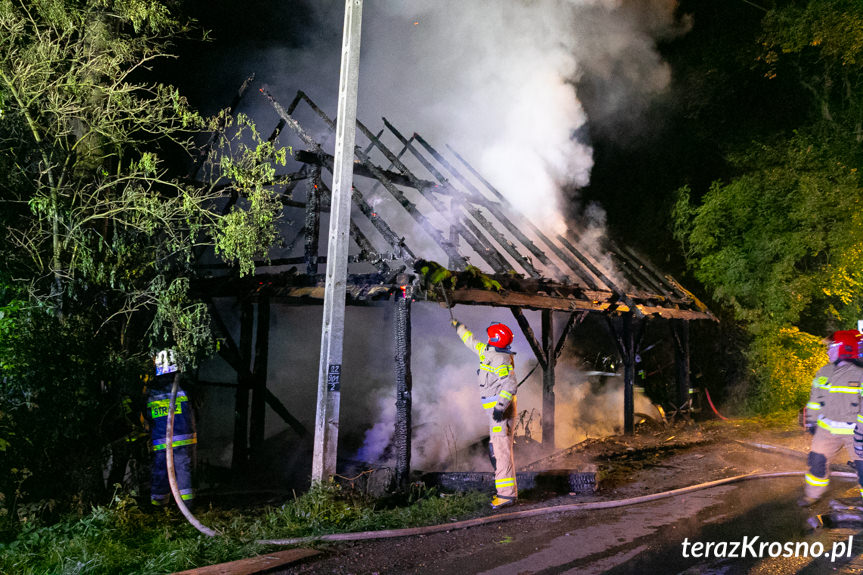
[155,349,178,376]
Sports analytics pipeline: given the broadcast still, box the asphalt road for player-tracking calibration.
[277,475,863,574]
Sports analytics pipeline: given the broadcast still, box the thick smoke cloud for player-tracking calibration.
[231,0,688,229]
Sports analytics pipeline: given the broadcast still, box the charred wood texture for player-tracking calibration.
[249,296,270,463]
[393,289,413,492]
[672,319,691,412]
[541,310,556,447]
[305,167,321,276]
[607,313,637,434]
[232,300,254,477]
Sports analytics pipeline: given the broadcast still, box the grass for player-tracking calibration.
[0,483,489,575]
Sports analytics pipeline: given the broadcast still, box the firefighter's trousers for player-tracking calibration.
[487,396,517,500]
[151,445,195,506]
[805,426,863,500]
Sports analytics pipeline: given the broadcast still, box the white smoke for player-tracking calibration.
[355,306,662,470]
[250,0,688,235]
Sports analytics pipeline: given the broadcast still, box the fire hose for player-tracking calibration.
[255,470,855,545]
[165,373,218,536]
[165,386,852,545]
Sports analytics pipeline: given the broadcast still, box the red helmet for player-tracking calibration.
[487,323,513,349]
[829,330,863,361]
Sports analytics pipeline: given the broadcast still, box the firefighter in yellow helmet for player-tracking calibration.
[800,330,863,506]
[452,319,518,509]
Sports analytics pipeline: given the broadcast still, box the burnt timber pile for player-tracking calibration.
[193,77,715,489]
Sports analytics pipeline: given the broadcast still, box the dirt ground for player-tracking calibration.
[275,415,846,574]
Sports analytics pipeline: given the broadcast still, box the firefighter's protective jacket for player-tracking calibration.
[456,323,518,412]
[146,374,197,452]
[806,362,863,435]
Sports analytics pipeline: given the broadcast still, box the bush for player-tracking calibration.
[746,326,825,413]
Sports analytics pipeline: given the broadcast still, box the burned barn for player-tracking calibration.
[193,78,715,490]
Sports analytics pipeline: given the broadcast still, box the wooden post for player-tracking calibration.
[312,0,363,483]
[622,313,635,434]
[510,309,585,449]
[541,310,556,448]
[232,300,254,475]
[606,313,637,434]
[393,286,412,491]
[249,296,270,462]
[672,319,691,411]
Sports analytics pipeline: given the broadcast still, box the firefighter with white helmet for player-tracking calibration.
[147,349,197,507]
[452,319,519,509]
[800,330,863,506]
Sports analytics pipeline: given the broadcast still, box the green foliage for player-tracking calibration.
[0,0,288,525]
[0,303,150,532]
[0,485,488,574]
[674,132,863,333]
[673,0,863,414]
[746,326,826,413]
[0,491,265,575]
[417,260,503,292]
[760,0,863,133]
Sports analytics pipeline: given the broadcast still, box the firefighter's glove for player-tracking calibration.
[492,407,505,422]
[806,424,816,436]
[451,319,461,329]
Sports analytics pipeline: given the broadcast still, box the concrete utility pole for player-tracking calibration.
[311,0,363,483]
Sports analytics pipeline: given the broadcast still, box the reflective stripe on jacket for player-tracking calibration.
[457,324,517,412]
[807,362,863,439]
[147,378,196,450]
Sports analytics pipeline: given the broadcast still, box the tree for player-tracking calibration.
[673,131,863,409]
[760,0,863,139]
[0,0,286,524]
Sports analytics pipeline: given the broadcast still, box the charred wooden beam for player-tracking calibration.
[541,310,556,447]
[362,128,384,156]
[233,300,254,475]
[249,296,270,461]
[261,88,321,151]
[554,311,588,359]
[348,184,415,262]
[510,308,546,371]
[672,319,691,412]
[291,155,415,260]
[663,275,714,318]
[606,313,637,434]
[380,118,512,274]
[265,389,307,437]
[271,91,462,268]
[411,132,546,279]
[606,242,675,299]
[447,288,712,320]
[267,118,287,143]
[443,146,600,289]
[393,288,413,492]
[558,235,644,319]
[294,149,434,189]
[195,253,396,272]
[305,167,322,276]
[315,179,387,271]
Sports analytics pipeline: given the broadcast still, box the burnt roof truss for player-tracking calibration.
[199,88,713,322]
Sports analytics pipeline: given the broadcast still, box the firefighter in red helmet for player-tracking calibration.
[800,330,863,506]
[452,318,519,509]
